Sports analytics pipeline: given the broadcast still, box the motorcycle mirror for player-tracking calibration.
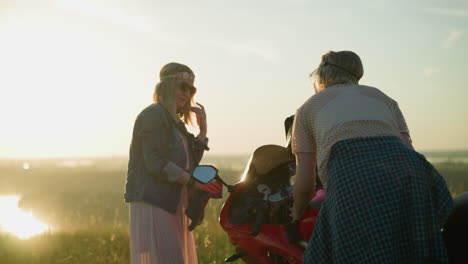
[193,165,218,184]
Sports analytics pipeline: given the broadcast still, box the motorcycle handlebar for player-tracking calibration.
[215,175,235,192]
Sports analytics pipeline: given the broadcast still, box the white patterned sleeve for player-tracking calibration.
[291,107,316,153]
[391,100,410,135]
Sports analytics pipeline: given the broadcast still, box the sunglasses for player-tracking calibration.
[178,82,196,94]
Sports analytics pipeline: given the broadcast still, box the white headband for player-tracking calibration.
[161,72,195,81]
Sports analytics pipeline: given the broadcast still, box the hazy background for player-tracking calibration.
[1,0,467,159]
[0,2,467,262]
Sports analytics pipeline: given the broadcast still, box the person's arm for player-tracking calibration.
[292,152,317,222]
[139,109,221,194]
[290,106,317,222]
[194,102,207,141]
[166,165,220,194]
[190,102,209,164]
[391,100,414,150]
[139,110,173,177]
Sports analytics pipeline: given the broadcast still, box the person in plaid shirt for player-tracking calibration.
[291,51,453,264]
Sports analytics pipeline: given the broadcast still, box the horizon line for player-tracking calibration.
[1,149,468,161]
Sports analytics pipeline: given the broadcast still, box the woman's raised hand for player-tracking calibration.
[190,103,207,138]
[194,180,222,195]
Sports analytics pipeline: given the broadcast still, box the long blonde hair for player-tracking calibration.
[310,51,364,88]
[153,62,195,124]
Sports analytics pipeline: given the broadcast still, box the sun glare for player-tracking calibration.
[0,196,51,239]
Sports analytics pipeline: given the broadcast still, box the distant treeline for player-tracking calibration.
[421,150,468,158]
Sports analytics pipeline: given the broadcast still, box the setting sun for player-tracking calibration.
[0,196,52,239]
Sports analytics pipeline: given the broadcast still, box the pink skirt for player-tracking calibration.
[129,187,198,264]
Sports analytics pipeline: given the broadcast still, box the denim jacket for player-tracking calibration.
[124,103,207,213]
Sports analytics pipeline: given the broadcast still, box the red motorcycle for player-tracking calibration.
[192,117,468,264]
[194,144,317,264]
[220,144,323,264]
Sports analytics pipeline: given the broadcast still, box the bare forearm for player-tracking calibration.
[193,102,207,141]
[293,186,314,219]
[293,152,317,221]
[197,123,207,141]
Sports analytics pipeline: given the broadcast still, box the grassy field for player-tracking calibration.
[0,156,467,264]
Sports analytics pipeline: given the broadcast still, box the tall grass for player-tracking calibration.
[0,231,129,264]
[0,159,466,263]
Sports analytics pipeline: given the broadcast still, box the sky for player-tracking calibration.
[0,0,467,158]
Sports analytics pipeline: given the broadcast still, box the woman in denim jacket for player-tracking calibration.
[125,62,222,264]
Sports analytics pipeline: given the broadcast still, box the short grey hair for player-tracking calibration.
[311,51,364,88]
